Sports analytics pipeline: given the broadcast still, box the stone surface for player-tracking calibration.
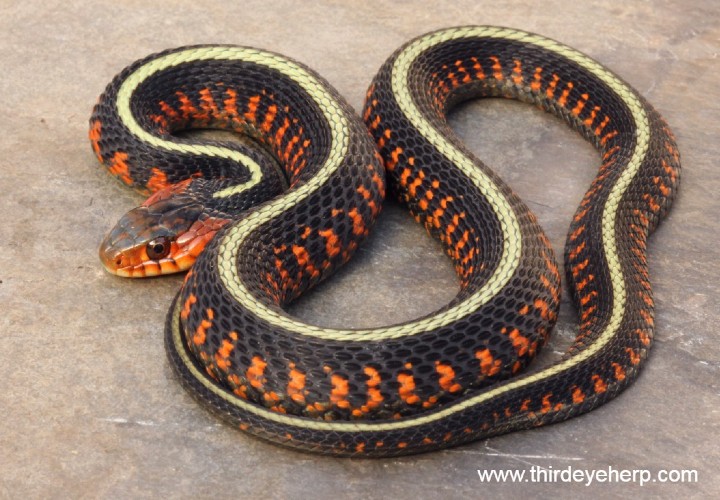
[1,0,718,497]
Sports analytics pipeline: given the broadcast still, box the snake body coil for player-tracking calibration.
[91,27,680,456]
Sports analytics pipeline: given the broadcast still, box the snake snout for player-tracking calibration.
[98,225,141,277]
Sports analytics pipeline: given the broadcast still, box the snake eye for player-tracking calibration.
[146,236,172,260]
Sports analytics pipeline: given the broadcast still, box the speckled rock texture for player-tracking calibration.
[0,0,717,497]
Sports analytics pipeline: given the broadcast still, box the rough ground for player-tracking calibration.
[1,1,717,497]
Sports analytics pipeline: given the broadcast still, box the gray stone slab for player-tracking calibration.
[0,1,717,497]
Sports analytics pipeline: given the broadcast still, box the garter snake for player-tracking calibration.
[92,26,680,456]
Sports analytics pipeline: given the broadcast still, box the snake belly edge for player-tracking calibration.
[91,26,680,457]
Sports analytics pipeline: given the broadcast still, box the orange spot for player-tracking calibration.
[287,364,307,404]
[572,386,585,404]
[557,81,574,107]
[89,119,102,161]
[512,59,523,85]
[215,339,235,372]
[530,67,543,92]
[452,230,471,260]
[600,130,619,146]
[261,104,278,133]
[408,174,424,197]
[592,374,607,394]
[540,393,553,413]
[534,298,553,321]
[146,167,168,193]
[476,349,501,377]
[283,131,302,162]
[639,308,654,327]
[274,116,290,147]
[348,208,366,236]
[572,258,590,277]
[246,356,267,389]
[360,366,383,413]
[612,362,626,381]
[569,241,586,260]
[175,91,197,120]
[584,105,600,127]
[199,88,219,119]
[422,395,439,409]
[397,373,420,405]
[569,224,586,242]
[580,304,597,323]
[223,88,238,118]
[626,348,641,365]
[445,211,465,240]
[579,290,598,306]
[572,93,589,116]
[573,206,590,224]
[244,94,260,123]
[159,100,180,122]
[546,74,560,99]
[595,115,611,136]
[387,146,403,171]
[508,328,530,357]
[363,99,376,121]
[399,167,412,188]
[377,128,392,149]
[490,55,503,80]
[292,245,316,275]
[576,274,595,292]
[635,328,651,346]
[108,151,133,185]
[455,59,471,83]
[180,294,197,320]
[193,308,214,346]
[435,362,462,393]
[470,56,486,79]
[330,374,350,409]
[662,159,678,183]
[357,185,372,201]
[318,228,341,258]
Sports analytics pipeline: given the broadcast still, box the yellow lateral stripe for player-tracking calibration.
[174,27,649,433]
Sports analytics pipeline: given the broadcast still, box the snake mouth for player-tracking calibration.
[98,238,190,277]
[98,227,189,278]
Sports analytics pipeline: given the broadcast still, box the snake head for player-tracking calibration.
[99,184,231,278]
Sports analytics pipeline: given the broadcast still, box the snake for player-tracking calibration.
[91,26,680,457]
